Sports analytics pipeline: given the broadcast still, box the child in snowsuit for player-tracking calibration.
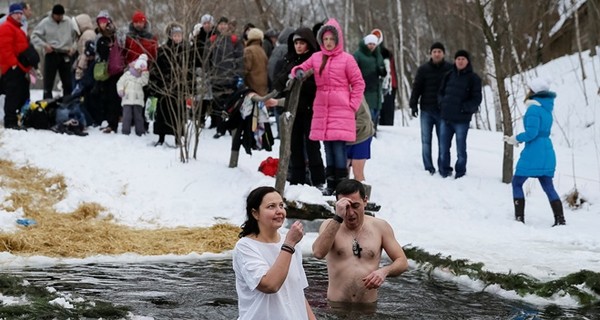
[116,54,149,136]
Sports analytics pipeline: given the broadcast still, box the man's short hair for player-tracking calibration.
[335,179,366,199]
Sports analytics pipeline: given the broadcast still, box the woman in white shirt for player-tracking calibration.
[232,186,316,320]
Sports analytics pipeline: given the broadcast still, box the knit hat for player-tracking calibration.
[265,28,279,38]
[96,10,111,24]
[364,34,378,45]
[170,26,183,37]
[52,4,65,15]
[292,34,305,42]
[322,30,338,45]
[247,28,264,41]
[371,28,383,45]
[9,3,23,14]
[134,54,148,70]
[200,14,214,25]
[430,42,445,53]
[132,10,146,24]
[217,16,228,25]
[529,77,550,93]
[454,49,470,61]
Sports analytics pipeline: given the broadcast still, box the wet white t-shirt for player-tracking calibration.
[232,235,309,320]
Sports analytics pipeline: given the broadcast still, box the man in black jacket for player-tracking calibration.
[438,49,482,179]
[409,42,452,175]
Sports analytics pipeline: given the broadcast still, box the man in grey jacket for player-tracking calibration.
[30,4,77,99]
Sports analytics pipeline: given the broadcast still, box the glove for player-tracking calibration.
[295,69,305,80]
[411,108,418,117]
[503,135,519,146]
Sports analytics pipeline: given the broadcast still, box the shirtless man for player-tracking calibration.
[312,179,408,304]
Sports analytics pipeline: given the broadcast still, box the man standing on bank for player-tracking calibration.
[409,42,452,175]
[312,179,408,305]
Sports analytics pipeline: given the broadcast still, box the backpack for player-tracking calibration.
[258,157,279,177]
[22,99,57,129]
[93,61,109,81]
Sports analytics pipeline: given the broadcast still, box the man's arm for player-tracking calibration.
[361,220,408,289]
[379,221,408,277]
[312,218,342,259]
[409,66,424,110]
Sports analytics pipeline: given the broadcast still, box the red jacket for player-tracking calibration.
[0,16,30,75]
[124,34,158,65]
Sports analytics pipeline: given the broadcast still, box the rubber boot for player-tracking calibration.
[229,150,239,168]
[514,198,525,223]
[322,167,336,196]
[550,199,566,227]
[334,168,349,192]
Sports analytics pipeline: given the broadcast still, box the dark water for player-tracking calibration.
[3,258,598,319]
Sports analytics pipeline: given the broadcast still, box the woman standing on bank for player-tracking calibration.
[504,78,566,226]
[232,186,316,320]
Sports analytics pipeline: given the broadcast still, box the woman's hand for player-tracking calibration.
[284,221,304,246]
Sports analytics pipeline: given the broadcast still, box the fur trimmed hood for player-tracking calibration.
[316,18,343,56]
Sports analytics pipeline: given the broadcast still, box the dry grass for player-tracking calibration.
[0,158,239,258]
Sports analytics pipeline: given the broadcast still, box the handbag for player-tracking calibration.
[93,61,109,81]
[17,43,40,68]
[108,42,125,76]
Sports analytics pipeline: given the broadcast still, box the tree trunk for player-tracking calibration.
[275,78,302,194]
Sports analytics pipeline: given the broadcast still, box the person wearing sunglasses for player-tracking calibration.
[312,179,408,307]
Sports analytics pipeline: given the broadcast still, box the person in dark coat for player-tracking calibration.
[91,10,122,132]
[504,78,566,226]
[438,49,482,179]
[409,42,453,175]
[150,22,191,146]
[271,27,325,187]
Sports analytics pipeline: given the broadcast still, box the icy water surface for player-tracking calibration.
[4,258,599,319]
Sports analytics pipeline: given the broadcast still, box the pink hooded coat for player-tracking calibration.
[291,19,365,142]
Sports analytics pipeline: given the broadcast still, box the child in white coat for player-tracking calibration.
[116,54,149,136]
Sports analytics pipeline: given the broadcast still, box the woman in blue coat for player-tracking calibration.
[504,78,566,226]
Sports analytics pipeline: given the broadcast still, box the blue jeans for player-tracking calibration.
[324,141,347,169]
[420,110,441,172]
[370,108,380,128]
[512,175,560,201]
[439,120,470,177]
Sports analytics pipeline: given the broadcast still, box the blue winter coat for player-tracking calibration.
[515,91,557,177]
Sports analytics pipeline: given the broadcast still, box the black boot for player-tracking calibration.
[335,168,349,187]
[550,200,566,227]
[322,167,336,196]
[514,198,525,223]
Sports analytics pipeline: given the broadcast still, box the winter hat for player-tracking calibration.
[454,49,470,61]
[371,28,383,45]
[200,14,214,25]
[9,3,23,14]
[247,28,264,41]
[134,54,148,70]
[96,10,111,24]
[265,28,279,38]
[430,42,445,53]
[529,77,550,93]
[132,10,146,24]
[364,34,378,45]
[170,26,183,37]
[52,4,65,15]
[293,34,305,42]
[217,16,228,25]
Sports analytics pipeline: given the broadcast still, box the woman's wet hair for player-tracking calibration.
[239,186,279,238]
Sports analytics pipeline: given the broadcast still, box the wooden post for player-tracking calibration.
[275,78,302,194]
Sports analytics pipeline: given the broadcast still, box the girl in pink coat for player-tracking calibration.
[291,18,365,195]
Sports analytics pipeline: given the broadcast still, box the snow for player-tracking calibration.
[0,51,599,310]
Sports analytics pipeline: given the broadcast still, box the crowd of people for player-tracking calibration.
[0,3,568,317]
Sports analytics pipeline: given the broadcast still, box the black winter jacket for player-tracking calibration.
[438,63,482,123]
[272,27,318,115]
[409,59,453,113]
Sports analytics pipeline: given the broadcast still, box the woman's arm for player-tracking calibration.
[305,298,316,320]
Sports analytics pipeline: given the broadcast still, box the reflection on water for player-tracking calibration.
[3,258,598,319]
